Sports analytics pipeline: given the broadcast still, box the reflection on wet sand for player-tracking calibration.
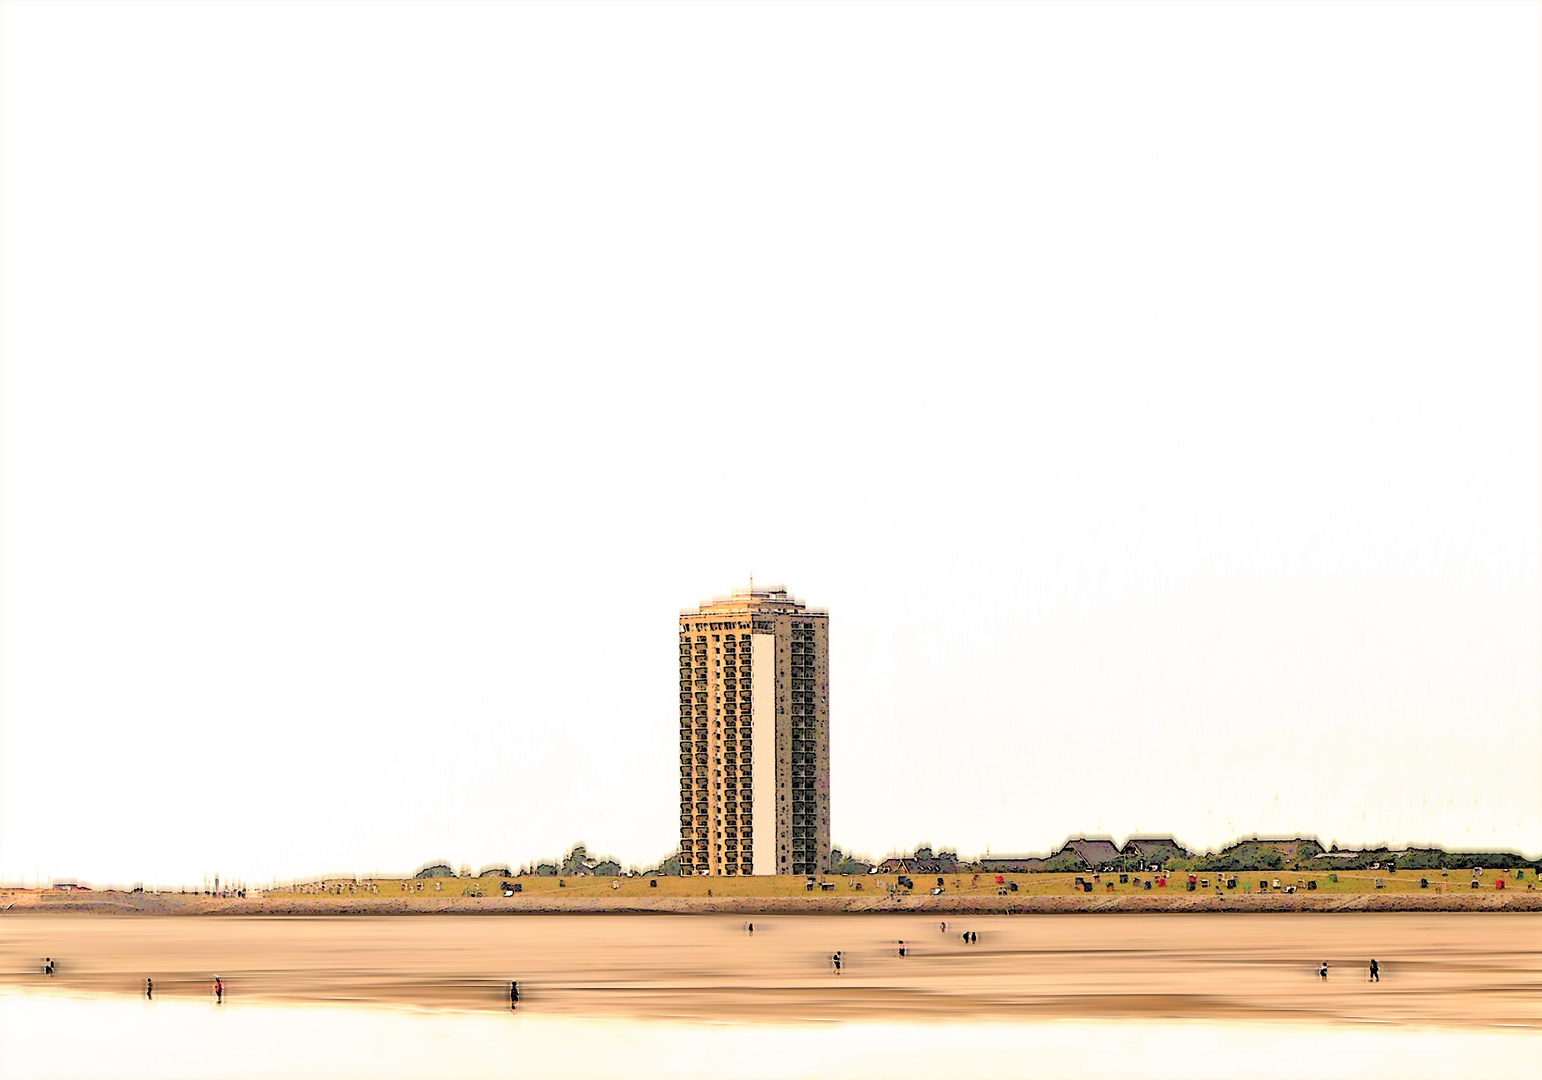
[2,913,1538,1029]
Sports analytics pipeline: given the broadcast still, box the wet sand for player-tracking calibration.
[3,913,1537,1029]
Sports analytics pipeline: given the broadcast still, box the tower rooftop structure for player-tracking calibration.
[683,585,828,616]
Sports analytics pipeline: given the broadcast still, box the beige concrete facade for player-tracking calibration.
[678,586,829,876]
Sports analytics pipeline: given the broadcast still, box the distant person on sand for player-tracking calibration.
[44,958,54,977]
[1369,959,1379,982]
[1319,962,1328,980]
[213,975,223,1003]
[510,980,520,1008]
[831,951,842,974]
[898,941,906,958]
[146,978,153,998]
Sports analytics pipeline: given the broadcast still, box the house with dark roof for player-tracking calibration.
[876,857,957,876]
[1055,838,1123,870]
[1120,837,1190,867]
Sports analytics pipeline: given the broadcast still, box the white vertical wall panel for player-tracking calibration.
[751,632,777,874]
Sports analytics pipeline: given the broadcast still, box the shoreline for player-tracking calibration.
[6,890,1539,916]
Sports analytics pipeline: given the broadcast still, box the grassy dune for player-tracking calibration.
[7,867,1537,914]
[305,866,1532,900]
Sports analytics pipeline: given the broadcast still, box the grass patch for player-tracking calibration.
[261,867,1532,900]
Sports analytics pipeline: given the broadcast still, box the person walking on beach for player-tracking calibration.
[831,951,842,974]
[509,980,520,1008]
[43,958,54,977]
[897,941,906,958]
[213,975,223,1003]
[1369,959,1379,982]
[1318,962,1328,980]
[146,978,153,999]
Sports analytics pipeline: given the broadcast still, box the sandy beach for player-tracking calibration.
[3,911,1537,1029]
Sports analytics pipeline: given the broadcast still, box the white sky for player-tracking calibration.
[2,2,1538,887]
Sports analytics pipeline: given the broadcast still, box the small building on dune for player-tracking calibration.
[1120,837,1190,867]
[876,857,958,876]
[1056,838,1122,870]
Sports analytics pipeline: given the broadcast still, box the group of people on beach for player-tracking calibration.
[33,941,1388,1010]
[42,962,218,1002]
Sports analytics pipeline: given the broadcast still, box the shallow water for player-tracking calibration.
[0,913,1538,1078]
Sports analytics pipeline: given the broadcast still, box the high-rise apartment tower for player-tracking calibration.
[678,586,829,875]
